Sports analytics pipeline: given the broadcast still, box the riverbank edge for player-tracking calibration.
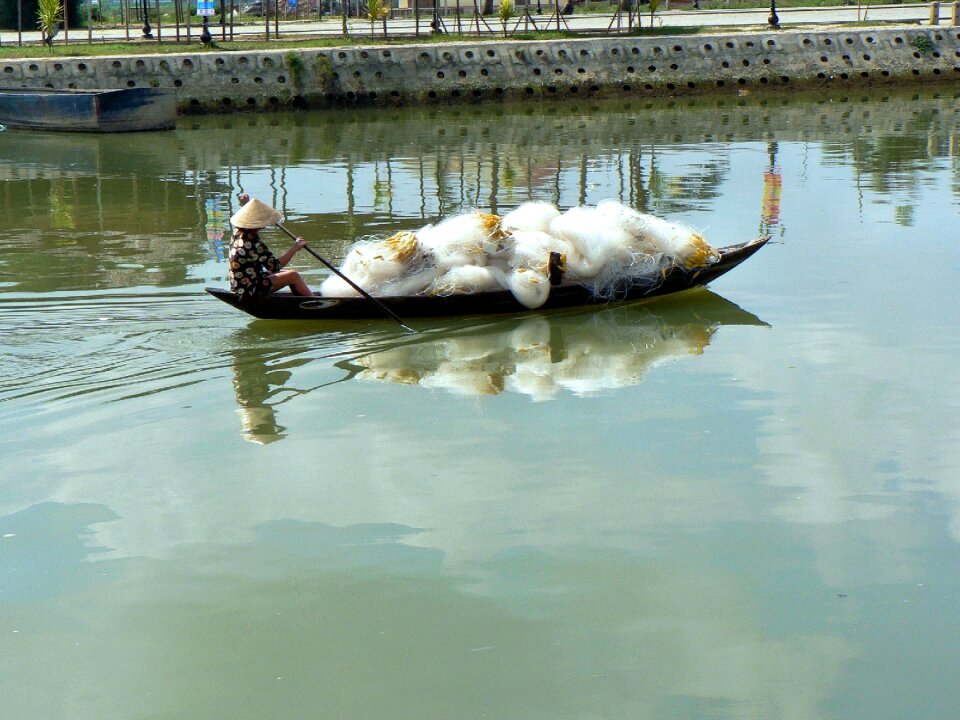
[2,25,959,114]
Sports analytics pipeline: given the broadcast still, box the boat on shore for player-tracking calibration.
[0,87,176,132]
[206,236,769,321]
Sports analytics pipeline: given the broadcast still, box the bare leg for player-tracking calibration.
[270,270,312,296]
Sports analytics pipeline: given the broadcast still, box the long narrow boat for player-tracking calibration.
[0,87,176,132]
[206,236,769,321]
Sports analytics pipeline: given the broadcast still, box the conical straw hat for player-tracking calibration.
[230,198,283,229]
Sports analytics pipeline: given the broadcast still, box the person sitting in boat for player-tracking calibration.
[229,196,312,301]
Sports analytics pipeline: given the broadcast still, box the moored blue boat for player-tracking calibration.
[0,87,176,132]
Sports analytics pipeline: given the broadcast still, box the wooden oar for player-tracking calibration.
[275,222,415,334]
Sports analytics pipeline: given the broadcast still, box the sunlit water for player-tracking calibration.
[2,88,959,720]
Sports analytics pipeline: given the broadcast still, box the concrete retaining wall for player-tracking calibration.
[2,27,959,113]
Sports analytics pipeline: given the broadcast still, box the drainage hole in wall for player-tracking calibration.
[821,56,829,62]
[933,51,941,58]
[745,41,755,48]
[78,63,88,71]
[863,54,871,61]
[391,90,400,96]
[742,59,750,66]
[459,70,467,77]
[174,79,182,87]
[525,87,534,94]
[3,66,13,74]
[533,68,541,75]
[840,72,849,79]
[722,61,730,68]
[717,79,725,86]
[127,80,136,87]
[481,68,489,76]
[842,55,850,61]
[913,51,921,59]
[339,51,348,59]
[611,48,620,55]
[246,97,256,105]
[666,82,676,90]
[215,57,225,65]
[488,49,497,57]
[548,86,557,93]
[360,51,369,59]
[222,97,232,106]
[269,96,280,104]
[632,47,640,54]
[895,36,904,44]
[577,67,585,74]
[555,68,564,75]
[670,63,678,70]
[725,41,734,48]
[627,66,635,73]
[803,38,812,45]
[762,58,771,65]
[704,43,713,51]
[112,60,122,68]
[648,65,656,72]
[861,71,869,78]
[465,51,474,58]
[580,49,589,56]
[781,75,790,82]
[238,56,248,64]
[428,90,437,98]
[622,84,632,91]
[437,71,445,78]
[190,98,200,107]
[737,77,747,84]
[824,38,833,45]
[54,63,63,70]
[844,37,853,44]
[231,77,239,84]
[375,71,383,79]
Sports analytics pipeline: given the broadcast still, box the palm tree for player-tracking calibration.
[37,0,62,46]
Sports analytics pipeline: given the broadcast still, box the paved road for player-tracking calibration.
[2,2,953,45]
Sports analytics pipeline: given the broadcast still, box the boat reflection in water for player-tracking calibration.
[228,291,765,441]
[347,290,767,400]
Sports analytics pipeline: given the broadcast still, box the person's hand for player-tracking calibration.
[237,193,250,206]
[294,237,308,252]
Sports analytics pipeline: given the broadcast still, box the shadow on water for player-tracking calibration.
[227,289,767,443]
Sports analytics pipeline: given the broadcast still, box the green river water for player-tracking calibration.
[1,87,959,720]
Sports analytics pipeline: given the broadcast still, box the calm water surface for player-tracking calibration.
[2,89,959,720]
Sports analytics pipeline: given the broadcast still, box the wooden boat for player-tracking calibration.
[0,87,176,132]
[206,236,769,321]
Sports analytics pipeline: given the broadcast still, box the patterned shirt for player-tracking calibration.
[228,232,281,301]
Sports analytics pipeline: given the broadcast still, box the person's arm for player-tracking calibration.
[277,238,307,268]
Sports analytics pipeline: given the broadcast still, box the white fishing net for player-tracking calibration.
[320,201,719,309]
